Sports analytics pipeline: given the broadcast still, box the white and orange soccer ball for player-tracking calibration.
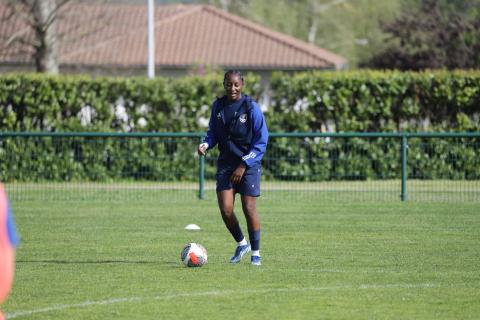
[180,243,207,267]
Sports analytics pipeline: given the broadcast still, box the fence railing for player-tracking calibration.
[1,131,479,202]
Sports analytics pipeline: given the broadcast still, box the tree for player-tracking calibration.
[363,0,480,70]
[0,0,71,74]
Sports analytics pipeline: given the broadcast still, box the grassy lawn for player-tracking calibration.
[3,191,480,319]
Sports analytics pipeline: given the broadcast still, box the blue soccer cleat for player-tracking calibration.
[230,244,251,263]
[251,255,261,266]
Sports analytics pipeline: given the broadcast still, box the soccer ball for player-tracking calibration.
[180,243,207,267]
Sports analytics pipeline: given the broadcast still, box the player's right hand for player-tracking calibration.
[197,143,208,156]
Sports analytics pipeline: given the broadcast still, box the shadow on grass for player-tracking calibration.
[17,259,166,265]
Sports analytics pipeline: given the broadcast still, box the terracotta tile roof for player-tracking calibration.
[0,3,347,70]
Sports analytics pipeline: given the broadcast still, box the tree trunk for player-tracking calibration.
[307,0,319,44]
[33,0,59,74]
[308,20,317,44]
[219,0,230,11]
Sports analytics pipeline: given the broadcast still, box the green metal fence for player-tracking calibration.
[1,132,479,202]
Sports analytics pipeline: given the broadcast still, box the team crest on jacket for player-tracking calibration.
[239,114,247,123]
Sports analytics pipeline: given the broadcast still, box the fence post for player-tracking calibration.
[400,134,408,201]
[198,137,205,200]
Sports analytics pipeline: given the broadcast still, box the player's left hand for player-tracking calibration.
[230,163,246,184]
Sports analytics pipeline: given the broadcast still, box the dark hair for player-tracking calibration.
[223,70,244,83]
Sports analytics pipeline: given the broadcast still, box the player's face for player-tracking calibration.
[224,74,243,101]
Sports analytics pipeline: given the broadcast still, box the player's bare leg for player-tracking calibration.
[217,189,238,228]
[240,195,260,230]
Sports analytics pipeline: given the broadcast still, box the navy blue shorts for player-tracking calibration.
[216,163,262,196]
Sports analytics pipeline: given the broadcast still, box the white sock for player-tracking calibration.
[252,250,260,257]
[238,238,248,246]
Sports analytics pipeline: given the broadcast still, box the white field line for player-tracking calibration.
[6,283,437,318]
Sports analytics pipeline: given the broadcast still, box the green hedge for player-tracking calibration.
[264,70,480,181]
[0,73,261,132]
[0,136,201,182]
[267,70,480,132]
[1,71,479,182]
[2,71,478,133]
[0,73,262,182]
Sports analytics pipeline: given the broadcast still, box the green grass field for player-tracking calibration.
[3,192,480,319]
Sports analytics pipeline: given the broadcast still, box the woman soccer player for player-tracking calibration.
[0,184,19,320]
[198,70,268,266]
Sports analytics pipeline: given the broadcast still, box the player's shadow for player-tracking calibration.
[17,259,158,264]
[18,259,182,268]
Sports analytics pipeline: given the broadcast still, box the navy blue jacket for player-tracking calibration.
[203,95,268,168]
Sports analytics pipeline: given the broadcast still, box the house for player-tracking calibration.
[0,3,347,79]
